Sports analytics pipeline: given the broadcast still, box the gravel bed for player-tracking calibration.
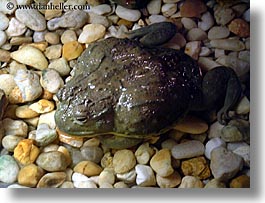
[0,0,250,188]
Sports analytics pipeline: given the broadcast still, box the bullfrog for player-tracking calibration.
[55,22,242,149]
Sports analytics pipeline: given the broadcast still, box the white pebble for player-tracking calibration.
[72,172,90,182]
[205,137,226,160]
[161,3,177,17]
[2,118,28,137]
[208,26,230,40]
[78,24,106,44]
[0,74,16,95]
[171,140,205,159]
[210,39,245,51]
[135,164,156,187]
[199,47,211,57]
[48,57,71,77]
[73,180,98,188]
[0,12,9,30]
[198,57,221,71]
[148,14,167,24]
[186,28,207,41]
[38,110,56,129]
[115,5,141,22]
[181,17,197,30]
[198,12,214,31]
[5,17,27,37]
[40,69,64,94]
[33,31,48,43]
[147,0,162,15]
[90,4,112,15]
[116,169,136,184]
[185,41,201,60]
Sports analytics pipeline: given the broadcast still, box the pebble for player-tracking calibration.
[7,184,29,188]
[205,137,226,160]
[199,47,211,57]
[208,121,225,139]
[115,5,141,22]
[40,69,64,94]
[73,161,103,177]
[214,6,235,25]
[173,116,208,134]
[18,164,44,187]
[233,145,250,167]
[45,0,63,20]
[235,96,250,115]
[38,110,56,129]
[0,0,17,15]
[147,0,162,15]
[5,17,27,38]
[90,4,112,15]
[180,0,207,18]
[11,46,48,70]
[34,123,58,147]
[135,164,156,187]
[72,172,90,182]
[61,30,77,44]
[204,178,226,188]
[78,24,106,44]
[161,3,177,17]
[113,149,136,174]
[29,99,55,114]
[2,135,23,152]
[227,142,249,152]
[88,12,110,27]
[15,105,39,119]
[208,26,230,40]
[221,121,249,143]
[162,33,186,50]
[210,39,245,51]
[83,138,100,147]
[74,180,98,188]
[0,12,9,30]
[14,139,40,165]
[2,118,28,137]
[178,176,204,188]
[0,155,20,183]
[58,146,72,166]
[0,74,16,96]
[15,9,46,31]
[0,30,6,47]
[62,41,84,61]
[114,181,129,188]
[44,44,62,60]
[37,172,66,188]
[44,32,60,45]
[148,15,167,24]
[81,146,103,164]
[243,8,250,22]
[181,156,211,179]
[198,12,214,31]
[185,41,201,60]
[150,149,174,177]
[98,168,115,186]
[58,131,84,148]
[228,18,250,38]
[210,147,243,181]
[186,28,207,41]
[0,49,10,62]
[181,17,197,30]
[198,57,220,71]
[60,181,74,188]
[156,171,181,188]
[36,151,68,172]
[116,169,136,184]
[33,31,47,43]
[171,140,205,159]
[229,175,250,188]
[135,142,155,165]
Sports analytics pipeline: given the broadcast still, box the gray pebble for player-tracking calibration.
[2,135,23,152]
[210,147,243,181]
[0,30,6,47]
[0,12,9,31]
[171,140,205,159]
[81,146,104,164]
[35,123,58,147]
[0,155,20,183]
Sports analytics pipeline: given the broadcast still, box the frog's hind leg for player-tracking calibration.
[202,66,242,125]
[98,135,142,149]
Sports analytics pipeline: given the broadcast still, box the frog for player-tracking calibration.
[55,22,242,149]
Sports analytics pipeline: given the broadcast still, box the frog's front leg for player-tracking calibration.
[201,66,242,124]
[126,22,177,47]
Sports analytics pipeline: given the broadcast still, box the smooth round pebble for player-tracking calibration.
[0,12,9,30]
[156,171,181,188]
[98,168,115,186]
[61,30,77,44]
[181,17,197,30]
[208,26,230,40]
[171,140,205,159]
[15,105,40,119]
[113,149,136,174]
[5,17,27,37]
[135,164,156,187]
[48,57,71,76]
[2,118,28,137]
[205,137,226,160]
[198,11,214,31]
[0,74,17,96]
[178,176,204,188]
[115,5,141,22]
[161,3,177,17]
[73,161,103,177]
[62,41,83,61]
[2,135,24,152]
[204,179,226,188]
[18,164,44,187]
[147,0,162,15]
[37,172,66,188]
[135,142,155,165]
[90,4,112,15]
[81,146,103,164]
[78,24,106,44]
[34,123,58,147]
[44,32,60,44]
[0,155,20,184]
[40,69,64,94]
[186,28,207,41]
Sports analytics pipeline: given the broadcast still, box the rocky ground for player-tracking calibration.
[0,0,250,188]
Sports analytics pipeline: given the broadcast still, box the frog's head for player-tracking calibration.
[55,77,115,136]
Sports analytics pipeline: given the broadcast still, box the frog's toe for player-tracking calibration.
[217,107,230,125]
[99,135,142,149]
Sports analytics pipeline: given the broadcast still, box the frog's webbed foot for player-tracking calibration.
[126,22,177,47]
[99,135,142,149]
[202,66,242,125]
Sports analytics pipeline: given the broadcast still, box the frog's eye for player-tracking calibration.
[73,105,88,124]
[75,116,87,123]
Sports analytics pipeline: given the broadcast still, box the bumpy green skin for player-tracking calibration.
[55,23,242,149]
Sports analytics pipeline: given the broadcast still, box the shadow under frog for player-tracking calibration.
[55,22,242,149]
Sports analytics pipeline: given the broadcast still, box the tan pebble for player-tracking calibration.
[57,128,84,148]
[28,42,49,52]
[228,18,250,38]
[2,118,28,137]
[15,105,40,119]
[57,146,72,166]
[0,49,11,62]
[44,32,60,44]
[44,44,62,60]
[40,89,54,100]
[74,161,103,177]
[150,149,174,177]
[60,30,77,44]
[114,181,129,188]
[117,19,133,29]
[100,152,113,168]
[45,0,64,20]
[83,137,101,147]
[78,24,106,44]
[37,172,66,188]
[174,115,208,134]
[113,149,136,174]
[18,164,45,187]
[10,46,48,70]
[38,110,56,129]
[14,139,40,165]
[156,171,182,188]
[24,117,39,127]
[178,176,204,188]
[42,144,59,152]
[98,168,115,186]
[62,41,83,61]
[8,86,24,104]
[229,175,250,188]
[135,142,155,165]
[29,99,54,114]
[185,41,201,60]
[180,0,207,18]
[2,135,24,152]
[60,181,74,188]
[0,74,16,96]
[10,37,32,45]
[181,156,211,179]
[204,178,226,188]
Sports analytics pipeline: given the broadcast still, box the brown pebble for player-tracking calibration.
[0,49,11,62]
[230,175,250,188]
[62,41,83,61]
[180,0,207,18]
[37,172,66,188]
[228,18,250,38]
